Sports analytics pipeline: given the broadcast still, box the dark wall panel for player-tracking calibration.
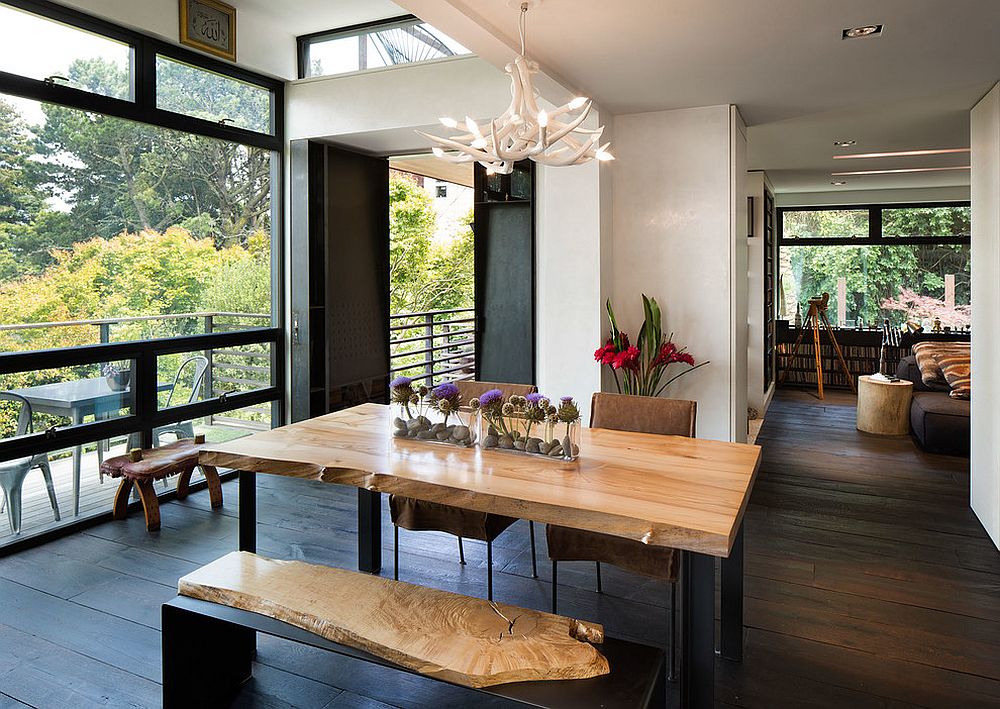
[325,147,390,393]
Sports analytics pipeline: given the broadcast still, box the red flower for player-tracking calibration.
[611,345,641,371]
[676,351,695,366]
[654,342,678,366]
[594,339,617,364]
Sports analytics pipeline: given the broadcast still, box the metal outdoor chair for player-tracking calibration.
[0,392,60,535]
[125,356,209,489]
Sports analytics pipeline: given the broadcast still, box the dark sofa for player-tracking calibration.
[895,355,969,456]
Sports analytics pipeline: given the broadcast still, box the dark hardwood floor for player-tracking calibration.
[1,389,998,708]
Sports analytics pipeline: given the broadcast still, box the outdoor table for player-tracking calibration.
[10,377,170,516]
[201,402,762,709]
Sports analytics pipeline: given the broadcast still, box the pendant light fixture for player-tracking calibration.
[417,0,612,175]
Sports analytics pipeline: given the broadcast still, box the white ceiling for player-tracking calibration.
[395,0,1000,194]
[235,0,406,38]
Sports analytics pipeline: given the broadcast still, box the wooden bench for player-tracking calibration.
[99,436,222,531]
[162,552,666,708]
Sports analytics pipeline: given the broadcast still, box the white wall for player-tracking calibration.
[970,83,1000,550]
[610,105,748,442]
[287,57,508,148]
[534,115,613,424]
[57,0,296,79]
[746,171,776,416]
[776,185,970,208]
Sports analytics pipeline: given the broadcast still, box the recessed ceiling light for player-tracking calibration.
[833,140,857,148]
[833,147,970,160]
[831,165,970,176]
[831,181,847,186]
[842,24,882,39]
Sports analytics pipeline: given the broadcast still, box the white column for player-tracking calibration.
[970,82,1000,550]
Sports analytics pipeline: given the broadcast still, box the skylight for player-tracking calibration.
[299,16,471,79]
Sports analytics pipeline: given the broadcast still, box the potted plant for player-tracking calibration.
[102,362,131,391]
[474,389,581,460]
[389,377,476,446]
[595,295,708,396]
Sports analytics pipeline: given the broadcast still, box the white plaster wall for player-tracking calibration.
[970,83,1000,550]
[535,153,610,425]
[286,57,508,146]
[776,186,970,208]
[610,105,746,442]
[56,0,296,79]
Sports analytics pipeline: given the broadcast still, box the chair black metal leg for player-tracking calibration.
[551,560,558,614]
[668,581,676,681]
[487,540,494,601]
[458,536,466,564]
[596,561,603,593]
[393,525,399,581]
[528,521,538,578]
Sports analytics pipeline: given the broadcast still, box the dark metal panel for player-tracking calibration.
[324,146,390,393]
[473,161,536,385]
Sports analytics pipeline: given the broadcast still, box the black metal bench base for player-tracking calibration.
[162,595,666,709]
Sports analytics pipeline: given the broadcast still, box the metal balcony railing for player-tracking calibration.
[389,307,475,386]
[0,312,274,427]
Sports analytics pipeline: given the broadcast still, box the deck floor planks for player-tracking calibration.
[0,389,997,707]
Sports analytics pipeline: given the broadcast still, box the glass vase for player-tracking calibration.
[477,412,581,461]
[390,403,476,447]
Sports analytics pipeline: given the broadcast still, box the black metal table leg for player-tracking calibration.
[720,522,744,661]
[239,471,256,553]
[358,488,382,573]
[680,550,714,709]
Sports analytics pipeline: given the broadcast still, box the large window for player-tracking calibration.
[0,0,282,548]
[298,15,471,78]
[778,204,971,329]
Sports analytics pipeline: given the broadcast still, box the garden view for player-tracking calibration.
[780,205,971,328]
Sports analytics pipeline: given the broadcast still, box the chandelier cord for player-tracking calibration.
[518,2,527,56]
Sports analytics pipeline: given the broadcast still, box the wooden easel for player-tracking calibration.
[779,292,856,399]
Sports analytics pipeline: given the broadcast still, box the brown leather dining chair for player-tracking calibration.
[390,380,538,601]
[546,391,696,680]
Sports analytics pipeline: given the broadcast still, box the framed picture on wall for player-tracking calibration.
[180,0,236,62]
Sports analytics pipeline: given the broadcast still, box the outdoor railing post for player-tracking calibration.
[423,313,434,384]
[205,314,214,425]
[99,322,110,344]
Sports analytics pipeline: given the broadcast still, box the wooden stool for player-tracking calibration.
[856,375,914,436]
[99,435,222,531]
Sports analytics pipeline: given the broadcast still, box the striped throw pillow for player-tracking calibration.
[938,351,971,400]
[911,341,969,388]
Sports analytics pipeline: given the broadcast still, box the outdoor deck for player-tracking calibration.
[0,390,997,708]
[0,422,254,545]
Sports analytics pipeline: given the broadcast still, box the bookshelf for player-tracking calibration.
[775,321,971,390]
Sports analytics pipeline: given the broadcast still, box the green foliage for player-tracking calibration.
[783,207,971,325]
[389,175,474,314]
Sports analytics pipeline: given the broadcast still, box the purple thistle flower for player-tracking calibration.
[526,392,544,405]
[432,382,460,401]
[478,388,504,408]
[390,376,412,390]
[560,396,574,403]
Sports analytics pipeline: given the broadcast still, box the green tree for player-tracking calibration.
[32,58,271,249]
[389,174,436,313]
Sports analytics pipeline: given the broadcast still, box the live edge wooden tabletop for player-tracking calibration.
[200,403,762,557]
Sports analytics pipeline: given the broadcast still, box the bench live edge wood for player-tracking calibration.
[196,403,762,709]
[162,551,666,709]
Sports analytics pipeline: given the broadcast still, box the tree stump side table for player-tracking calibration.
[856,375,914,436]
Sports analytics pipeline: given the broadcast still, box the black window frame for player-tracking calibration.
[777,201,971,246]
[296,14,469,80]
[0,0,283,150]
[0,0,287,550]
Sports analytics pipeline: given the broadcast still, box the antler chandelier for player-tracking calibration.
[418,1,612,175]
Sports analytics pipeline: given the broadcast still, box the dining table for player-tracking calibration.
[199,402,762,709]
